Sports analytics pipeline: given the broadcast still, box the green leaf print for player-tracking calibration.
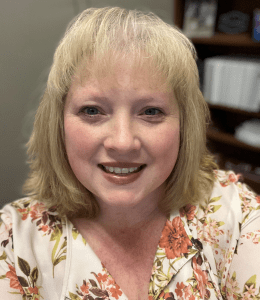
[18,256,31,276]
[82,237,87,245]
[243,275,257,293]
[231,271,236,281]
[59,239,67,251]
[31,267,39,282]
[209,196,222,204]
[72,227,79,240]
[53,255,66,267]
[17,276,29,287]
[69,292,82,300]
[50,226,61,242]
[0,251,7,260]
[51,227,61,272]
[211,205,222,213]
[217,221,225,227]
[0,274,6,279]
[51,227,67,277]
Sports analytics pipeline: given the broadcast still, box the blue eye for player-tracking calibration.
[84,107,99,115]
[144,108,162,115]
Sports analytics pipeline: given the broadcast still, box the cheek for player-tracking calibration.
[151,124,180,161]
[64,120,94,162]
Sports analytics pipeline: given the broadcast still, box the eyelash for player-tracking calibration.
[80,107,101,116]
[79,106,164,119]
[143,108,163,116]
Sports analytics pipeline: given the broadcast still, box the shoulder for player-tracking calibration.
[0,198,67,297]
[0,198,63,242]
[1,197,58,222]
[182,170,259,249]
[211,169,259,225]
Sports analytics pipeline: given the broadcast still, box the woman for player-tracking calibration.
[0,7,259,300]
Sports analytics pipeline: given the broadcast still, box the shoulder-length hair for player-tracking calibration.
[23,7,217,218]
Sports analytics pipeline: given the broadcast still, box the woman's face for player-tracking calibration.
[64,65,180,210]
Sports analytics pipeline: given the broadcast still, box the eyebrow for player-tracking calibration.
[81,96,162,103]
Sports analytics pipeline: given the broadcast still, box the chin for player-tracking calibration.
[96,191,146,208]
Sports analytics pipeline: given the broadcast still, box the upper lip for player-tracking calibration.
[100,162,145,168]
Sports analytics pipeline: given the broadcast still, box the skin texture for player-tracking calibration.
[64,64,180,230]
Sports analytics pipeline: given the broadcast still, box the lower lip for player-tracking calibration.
[101,167,145,185]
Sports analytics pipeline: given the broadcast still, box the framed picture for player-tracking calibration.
[253,9,260,42]
[182,0,218,38]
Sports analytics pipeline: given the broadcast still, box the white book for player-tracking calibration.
[251,74,260,112]
[203,59,214,103]
[225,61,244,109]
[247,65,260,112]
[210,59,224,105]
[218,59,231,106]
[238,63,259,111]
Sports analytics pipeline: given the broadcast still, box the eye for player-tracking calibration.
[82,107,100,115]
[144,108,163,116]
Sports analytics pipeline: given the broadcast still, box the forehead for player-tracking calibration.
[72,56,171,93]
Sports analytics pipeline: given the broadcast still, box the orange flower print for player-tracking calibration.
[175,282,185,297]
[183,285,195,300]
[159,217,193,259]
[256,195,260,204]
[29,203,46,221]
[175,282,195,300]
[180,204,196,221]
[18,208,29,220]
[229,173,241,183]
[80,280,90,294]
[109,283,123,299]
[39,225,49,232]
[159,290,175,299]
[28,286,39,294]
[192,256,208,299]
[96,272,109,283]
[6,264,25,295]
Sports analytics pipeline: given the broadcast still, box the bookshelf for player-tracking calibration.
[174,0,260,193]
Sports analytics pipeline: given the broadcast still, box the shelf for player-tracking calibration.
[208,104,260,118]
[174,0,260,192]
[207,128,260,153]
[191,33,260,47]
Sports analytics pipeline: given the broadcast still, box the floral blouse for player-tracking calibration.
[0,170,260,300]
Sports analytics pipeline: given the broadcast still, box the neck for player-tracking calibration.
[92,187,167,234]
[71,186,168,247]
[96,205,165,235]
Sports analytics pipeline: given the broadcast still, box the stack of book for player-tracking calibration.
[203,56,260,112]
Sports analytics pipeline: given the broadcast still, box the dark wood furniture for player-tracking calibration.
[173,0,260,193]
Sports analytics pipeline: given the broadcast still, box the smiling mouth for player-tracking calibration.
[98,164,146,176]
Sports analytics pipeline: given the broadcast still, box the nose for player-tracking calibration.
[103,113,141,154]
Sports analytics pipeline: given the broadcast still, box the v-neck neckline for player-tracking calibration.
[62,209,199,300]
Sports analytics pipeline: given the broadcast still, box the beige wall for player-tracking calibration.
[0,0,174,206]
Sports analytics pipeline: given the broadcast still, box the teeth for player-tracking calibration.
[104,166,140,174]
[114,167,121,174]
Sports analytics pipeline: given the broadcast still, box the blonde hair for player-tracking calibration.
[23,7,217,218]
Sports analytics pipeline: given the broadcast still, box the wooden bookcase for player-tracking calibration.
[174,0,260,193]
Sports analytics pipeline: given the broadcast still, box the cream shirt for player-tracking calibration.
[0,170,260,300]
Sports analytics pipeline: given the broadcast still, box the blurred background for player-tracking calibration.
[1,0,260,208]
[0,0,174,207]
